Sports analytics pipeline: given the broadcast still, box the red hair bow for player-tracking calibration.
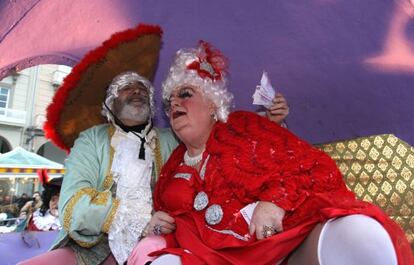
[187,41,228,81]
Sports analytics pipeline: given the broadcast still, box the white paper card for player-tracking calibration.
[240,202,259,225]
[252,71,276,108]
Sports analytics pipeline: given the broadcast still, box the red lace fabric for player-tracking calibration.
[153,111,413,265]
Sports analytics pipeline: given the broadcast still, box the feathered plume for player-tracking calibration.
[37,168,50,184]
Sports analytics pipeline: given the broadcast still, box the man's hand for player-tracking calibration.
[266,93,289,125]
[249,201,285,240]
[144,211,176,236]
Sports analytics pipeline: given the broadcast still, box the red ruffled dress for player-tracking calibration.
[152,111,413,265]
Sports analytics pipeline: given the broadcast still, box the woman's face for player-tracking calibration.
[49,194,59,210]
[168,85,216,145]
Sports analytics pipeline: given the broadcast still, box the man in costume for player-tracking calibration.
[19,25,289,265]
[17,24,169,265]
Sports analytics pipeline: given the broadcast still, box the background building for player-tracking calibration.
[0,65,70,197]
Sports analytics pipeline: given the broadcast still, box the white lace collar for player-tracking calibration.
[32,209,61,231]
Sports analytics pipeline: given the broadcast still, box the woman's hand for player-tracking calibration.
[249,201,285,240]
[144,211,176,237]
[265,93,289,125]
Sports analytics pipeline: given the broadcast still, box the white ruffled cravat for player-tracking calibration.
[108,129,155,264]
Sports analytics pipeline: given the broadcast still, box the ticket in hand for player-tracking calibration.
[252,71,276,108]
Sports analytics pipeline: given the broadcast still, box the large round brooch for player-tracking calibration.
[194,191,209,211]
[205,204,223,225]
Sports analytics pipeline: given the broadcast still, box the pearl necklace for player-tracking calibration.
[184,150,204,166]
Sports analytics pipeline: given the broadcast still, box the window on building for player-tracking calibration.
[0,87,10,115]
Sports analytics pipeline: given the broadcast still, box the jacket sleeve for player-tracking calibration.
[59,127,119,248]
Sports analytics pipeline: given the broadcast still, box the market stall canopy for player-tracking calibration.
[0,147,64,178]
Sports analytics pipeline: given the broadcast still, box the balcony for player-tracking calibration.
[0,107,26,126]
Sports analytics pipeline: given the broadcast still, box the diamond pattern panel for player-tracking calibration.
[316,134,414,251]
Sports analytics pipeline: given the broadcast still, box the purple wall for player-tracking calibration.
[1,0,413,145]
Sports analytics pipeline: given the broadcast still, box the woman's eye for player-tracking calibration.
[178,90,192,99]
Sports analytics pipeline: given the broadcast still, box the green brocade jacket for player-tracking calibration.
[50,124,178,265]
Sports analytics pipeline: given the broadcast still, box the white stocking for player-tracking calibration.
[151,254,182,265]
[318,214,397,265]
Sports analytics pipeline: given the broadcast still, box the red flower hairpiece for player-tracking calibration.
[187,41,228,81]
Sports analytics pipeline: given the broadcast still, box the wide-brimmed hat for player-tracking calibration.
[44,24,163,152]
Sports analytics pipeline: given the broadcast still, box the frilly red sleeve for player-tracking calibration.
[207,111,354,216]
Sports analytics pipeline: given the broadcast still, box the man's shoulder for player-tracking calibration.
[80,123,110,137]
[154,127,179,150]
[86,123,110,131]
[154,127,173,136]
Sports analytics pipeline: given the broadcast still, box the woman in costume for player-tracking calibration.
[19,170,61,232]
[132,41,412,265]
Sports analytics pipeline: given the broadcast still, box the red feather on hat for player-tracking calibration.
[37,168,49,184]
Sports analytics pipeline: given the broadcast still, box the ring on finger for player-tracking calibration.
[262,225,276,238]
[153,224,163,235]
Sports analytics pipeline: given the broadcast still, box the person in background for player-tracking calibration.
[17,193,31,210]
[1,195,12,206]
[16,171,61,232]
[26,172,62,232]
[20,191,43,217]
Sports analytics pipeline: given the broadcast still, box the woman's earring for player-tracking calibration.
[211,112,218,121]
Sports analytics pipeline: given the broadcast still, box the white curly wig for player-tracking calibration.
[162,41,233,122]
[102,71,155,123]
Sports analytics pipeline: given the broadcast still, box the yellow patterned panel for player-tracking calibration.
[316,134,414,250]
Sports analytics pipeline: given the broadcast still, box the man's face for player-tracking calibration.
[113,82,151,125]
[33,193,41,202]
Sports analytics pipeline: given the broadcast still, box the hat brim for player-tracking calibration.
[44,24,162,152]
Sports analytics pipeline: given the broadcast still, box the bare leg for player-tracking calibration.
[288,223,322,265]
[17,247,77,265]
[17,247,116,265]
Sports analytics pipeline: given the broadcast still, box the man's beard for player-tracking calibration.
[117,101,150,124]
